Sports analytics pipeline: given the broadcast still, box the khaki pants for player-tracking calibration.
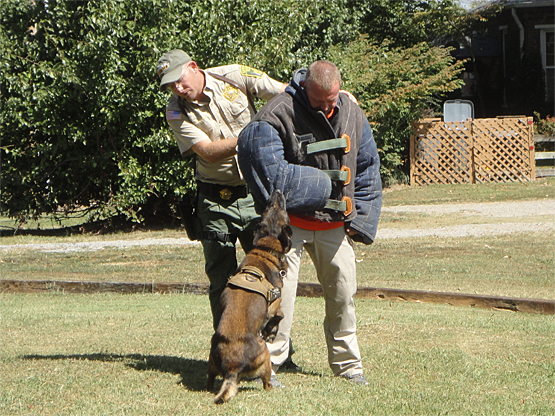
[268,225,363,377]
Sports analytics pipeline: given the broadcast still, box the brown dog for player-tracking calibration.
[207,190,291,404]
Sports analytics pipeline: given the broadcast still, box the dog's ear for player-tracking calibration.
[279,224,292,253]
[252,224,265,247]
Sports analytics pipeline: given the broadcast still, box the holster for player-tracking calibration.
[178,192,202,241]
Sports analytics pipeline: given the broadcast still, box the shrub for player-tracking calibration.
[329,37,465,183]
[1,0,468,222]
[534,112,555,137]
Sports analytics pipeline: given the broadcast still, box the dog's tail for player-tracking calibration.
[214,374,239,404]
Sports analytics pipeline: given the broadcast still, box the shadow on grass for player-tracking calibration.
[22,352,322,393]
[22,353,208,391]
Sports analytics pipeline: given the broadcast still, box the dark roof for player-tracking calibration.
[473,0,555,11]
[505,0,555,8]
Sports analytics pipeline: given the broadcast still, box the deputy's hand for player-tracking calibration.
[340,90,358,104]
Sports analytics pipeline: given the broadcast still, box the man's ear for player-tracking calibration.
[188,60,199,72]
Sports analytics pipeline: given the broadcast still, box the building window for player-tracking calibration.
[545,32,554,102]
[537,26,555,103]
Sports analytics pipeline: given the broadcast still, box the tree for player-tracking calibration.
[351,0,467,48]
[328,36,465,183]
[1,0,468,224]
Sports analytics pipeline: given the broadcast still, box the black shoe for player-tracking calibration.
[280,338,300,371]
[280,357,300,371]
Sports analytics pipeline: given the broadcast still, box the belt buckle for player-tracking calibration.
[219,188,233,200]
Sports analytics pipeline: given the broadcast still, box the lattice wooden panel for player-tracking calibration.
[472,118,535,183]
[410,119,473,185]
[410,117,535,185]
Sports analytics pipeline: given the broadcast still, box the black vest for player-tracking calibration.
[252,92,366,222]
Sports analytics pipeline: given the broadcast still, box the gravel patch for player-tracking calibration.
[381,199,554,217]
[377,222,554,239]
[378,198,554,239]
[1,199,553,252]
[0,238,200,253]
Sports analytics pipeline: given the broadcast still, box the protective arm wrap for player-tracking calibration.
[347,120,383,244]
[238,121,332,212]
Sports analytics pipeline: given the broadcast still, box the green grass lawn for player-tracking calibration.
[1,293,553,416]
[1,179,553,300]
[1,231,553,300]
[1,180,553,415]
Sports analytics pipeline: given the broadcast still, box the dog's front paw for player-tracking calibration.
[262,310,283,342]
[262,319,280,342]
[264,332,277,343]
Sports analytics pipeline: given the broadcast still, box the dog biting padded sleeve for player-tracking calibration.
[238,120,331,212]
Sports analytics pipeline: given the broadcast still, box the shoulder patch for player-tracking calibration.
[240,65,264,78]
[166,110,181,121]
[223,84,240,102]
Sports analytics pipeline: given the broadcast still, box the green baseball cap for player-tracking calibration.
[156,49,192,92]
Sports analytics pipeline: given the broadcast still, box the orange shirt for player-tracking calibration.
[290,106,340,231]
[289,214,343,231]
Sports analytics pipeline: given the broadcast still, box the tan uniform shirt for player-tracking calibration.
[166,64,283,186]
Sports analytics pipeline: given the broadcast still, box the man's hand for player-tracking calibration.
[345,226,358,236]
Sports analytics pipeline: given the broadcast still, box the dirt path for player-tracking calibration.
[1,199,553,253]
[378,198,554,239]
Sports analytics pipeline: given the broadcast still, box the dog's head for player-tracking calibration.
[253,190,292,254]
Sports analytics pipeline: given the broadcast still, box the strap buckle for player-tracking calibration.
[267,287,281,303]
[341,165,351,185]
[341,133,351,154]
[342,196,353,216]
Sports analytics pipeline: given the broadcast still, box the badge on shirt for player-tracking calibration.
[166,110,181,121]
[223,85,240,102]
[240,65,264,78]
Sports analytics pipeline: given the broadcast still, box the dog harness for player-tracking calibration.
[227,265,283,304]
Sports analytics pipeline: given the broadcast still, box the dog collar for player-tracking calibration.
[253,246,285,261]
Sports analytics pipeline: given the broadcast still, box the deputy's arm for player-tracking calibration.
[190,137,238,163]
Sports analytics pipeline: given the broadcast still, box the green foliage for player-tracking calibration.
[534,112,555,137]
[1,0,468,221]
[329,37,465,183]
[1,0,194,222]
[351,0,466,48]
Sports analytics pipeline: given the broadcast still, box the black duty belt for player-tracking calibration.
[197,181,248,202]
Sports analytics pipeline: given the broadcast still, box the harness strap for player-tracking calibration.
[322,165,351,185]
[306,138,346,154]
[305,134,353,216]
[306,133,351,155]
[324,196,353,216]
[227,266,282,304]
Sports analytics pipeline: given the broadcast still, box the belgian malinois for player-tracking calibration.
[207,190,291,404]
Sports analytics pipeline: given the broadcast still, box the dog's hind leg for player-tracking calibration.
[214,374,239,404]
[207,352,219,392]
[259,357,273,391]
[207,372,216,392]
